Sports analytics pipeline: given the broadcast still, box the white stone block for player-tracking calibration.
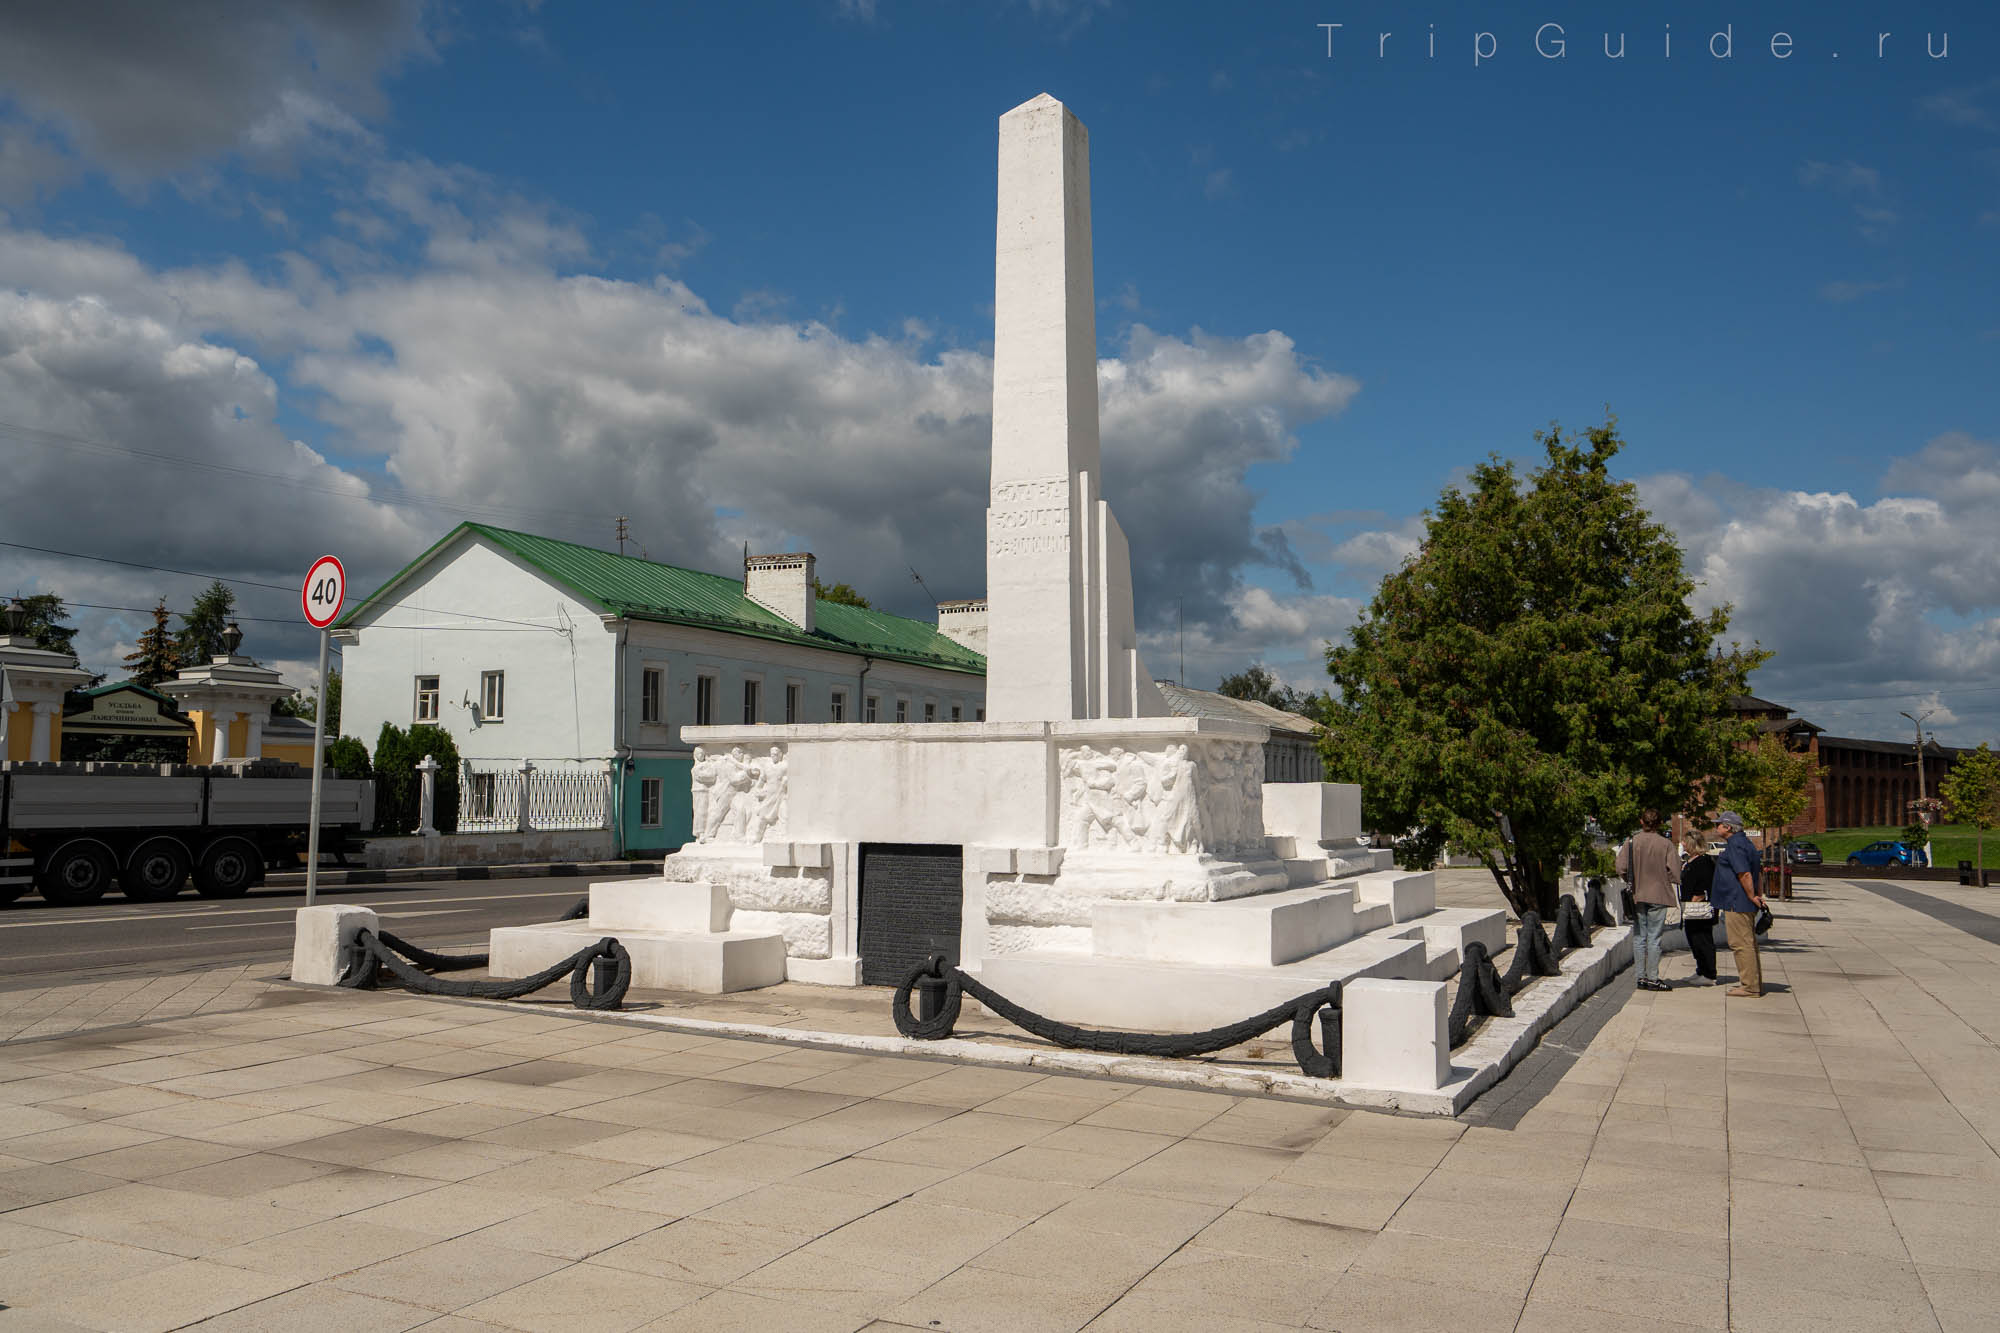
[1262,783,1362,846]
[1353,870,1435,922]
[970,844,1016,876]
[488,921,786,994]
[1016,845,1064,877]
[1342,978,1450,1092]
[787,956,862,986]
[291,905,377,986]
[761,841,793,867]
[589,878,731,933]
[792,842,831,869]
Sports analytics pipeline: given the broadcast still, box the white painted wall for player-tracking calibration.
[620,620,985,760]
[339,534,617,762]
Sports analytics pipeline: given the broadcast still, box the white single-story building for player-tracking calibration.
[336,523,987,852]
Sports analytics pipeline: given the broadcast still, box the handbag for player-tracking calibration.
[1682,898,1716,923]
[1753,906,1774,935]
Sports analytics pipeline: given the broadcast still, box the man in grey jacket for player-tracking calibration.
[1617,808,1681,991]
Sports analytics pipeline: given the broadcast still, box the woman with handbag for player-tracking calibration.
[1678,832,1721,986]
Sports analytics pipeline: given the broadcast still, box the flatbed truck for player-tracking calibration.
[1,759,373,906]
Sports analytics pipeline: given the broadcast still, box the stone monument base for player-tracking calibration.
[488,880,788,994]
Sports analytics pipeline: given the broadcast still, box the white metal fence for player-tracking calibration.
[458,761,614,833]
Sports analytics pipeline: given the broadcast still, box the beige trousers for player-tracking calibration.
[1724,911,1763,995]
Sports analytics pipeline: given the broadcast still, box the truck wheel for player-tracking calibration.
[120,838,191,902]
[39,839,116,906]
[194,837,261,899]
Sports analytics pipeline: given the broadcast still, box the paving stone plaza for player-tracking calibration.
[4,870,1998,1332]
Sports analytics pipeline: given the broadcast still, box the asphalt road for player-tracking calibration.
[0,878,597,988]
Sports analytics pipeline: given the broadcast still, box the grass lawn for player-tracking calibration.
[1811,824,2000,870]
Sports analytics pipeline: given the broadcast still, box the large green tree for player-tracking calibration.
[122,601,181,687]
[1941,743,2000,874]
[175,581,237,664]
[10,593,77,655]
[812,578,871,609]
[1322,419,1765,919]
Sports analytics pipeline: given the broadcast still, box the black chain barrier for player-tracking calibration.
[556,896,590,922]
[1448,887,1622,1048]
[890,954,1343,1078]
[337,927,632,1011]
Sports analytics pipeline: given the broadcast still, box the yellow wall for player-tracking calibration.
[4,702,28,762]
[264,741,315,766]
[4,704,63,762]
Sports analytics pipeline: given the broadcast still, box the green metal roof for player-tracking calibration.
[342,523,986,677]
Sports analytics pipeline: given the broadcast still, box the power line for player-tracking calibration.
[2,539,564,632]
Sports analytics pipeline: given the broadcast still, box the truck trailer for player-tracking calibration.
[1,759,374,906]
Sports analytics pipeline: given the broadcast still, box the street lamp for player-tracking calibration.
[1899,708,1935,806]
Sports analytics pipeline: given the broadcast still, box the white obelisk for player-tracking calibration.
[986,93,1164,723]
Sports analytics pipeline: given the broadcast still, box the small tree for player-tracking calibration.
[122,601,181,687]
[175,581,237,664]
[279,668,341,734]
[812,579,871,609]
[1323,419,1766,919]
[1218,664,1335,720]
[1735,734,1822,853]
[1941,743,2000,872]
[325,736,372,782]
[373,723,416,835]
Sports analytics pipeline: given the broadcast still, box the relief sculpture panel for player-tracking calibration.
[690,743,788,844]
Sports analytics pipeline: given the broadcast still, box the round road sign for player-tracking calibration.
[302,555,346,629]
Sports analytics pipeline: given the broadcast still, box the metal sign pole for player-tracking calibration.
[305,627,330,908]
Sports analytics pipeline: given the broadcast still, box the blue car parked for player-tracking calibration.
[1846,840,1918,867]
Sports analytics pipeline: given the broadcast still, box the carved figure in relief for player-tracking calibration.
[1147,742,1202,853]
[689,746,720,842]
[745,746,788,842]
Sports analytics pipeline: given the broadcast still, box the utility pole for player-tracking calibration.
[614,517,628,555]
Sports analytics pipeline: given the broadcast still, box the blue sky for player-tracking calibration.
[0,1,1996,742]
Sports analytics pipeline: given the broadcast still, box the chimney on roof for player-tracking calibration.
[745,552,815,632]
[936,599,987,654]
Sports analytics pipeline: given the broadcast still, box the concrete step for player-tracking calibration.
[1091,886,1358,968]
[1390,907,1509,980]
[489,920,787,994]
[1352,869,1436,922]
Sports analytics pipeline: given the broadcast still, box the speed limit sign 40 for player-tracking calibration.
[302,555,346,628]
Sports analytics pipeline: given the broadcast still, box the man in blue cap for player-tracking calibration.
[1711,811,1767,997]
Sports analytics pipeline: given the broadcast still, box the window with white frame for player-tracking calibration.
[895,698,909,724]
[923,700,937,723]
[640,667,664,724]
[639,777,662,827]
[479,670,505,721]
[831,690,847,723]
[743,678,761,724]
[414,675,439,723]
[468,772,498,819]
[785,682,801,724]
[951,703,962,722]
[695,674,717,726]
[976,706,986,722]
[865,695,879,723]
